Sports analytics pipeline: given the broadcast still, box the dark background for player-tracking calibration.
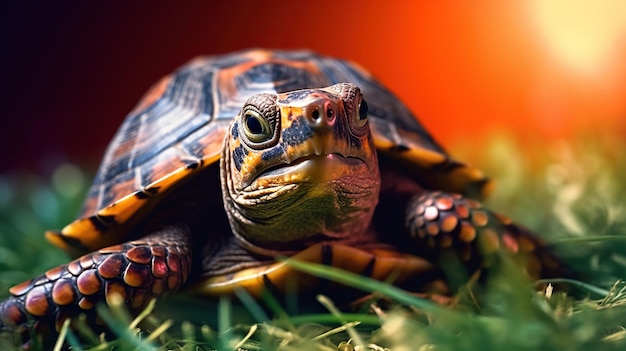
[2,1,625,174]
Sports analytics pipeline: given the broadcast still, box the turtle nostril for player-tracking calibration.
[326,108,334,120]
[311,108,321,122]
[307,100,336,127]
[324,101,336,125]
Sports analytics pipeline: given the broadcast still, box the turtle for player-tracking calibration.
[0,49,567,347]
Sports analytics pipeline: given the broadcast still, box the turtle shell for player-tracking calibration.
[46,49,491,255]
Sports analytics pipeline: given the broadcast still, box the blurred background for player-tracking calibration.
[0,0,626,349]
[2,1,625,174]
[1,1,626,290]
[2,3,626,340]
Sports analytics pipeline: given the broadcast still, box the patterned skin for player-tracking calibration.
[0,50,568,348]
[222,84,380,252]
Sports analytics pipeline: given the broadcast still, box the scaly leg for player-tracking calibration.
[0,223,192,348]
[406,191,568,287]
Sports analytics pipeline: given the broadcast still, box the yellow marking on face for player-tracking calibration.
[222,83,381,247]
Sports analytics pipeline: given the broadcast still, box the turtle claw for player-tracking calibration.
[406,191,570,283]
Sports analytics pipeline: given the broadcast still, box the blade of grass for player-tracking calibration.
[287,313,382,326]
[535,278,611,297]
[129,299,157,330]
[52,318,70,351]
[316,295,365,348]
[234,287,270,322]
[556,236,626,243]
[283,258,441,313]
[96,294,157,351]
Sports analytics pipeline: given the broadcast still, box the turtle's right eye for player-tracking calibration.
[242,109,272,143]
[239,93,280,149]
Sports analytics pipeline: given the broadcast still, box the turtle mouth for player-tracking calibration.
[253,153,368,184]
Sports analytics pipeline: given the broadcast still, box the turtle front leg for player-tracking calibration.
[405,191,568,286]
[0,223,192,348]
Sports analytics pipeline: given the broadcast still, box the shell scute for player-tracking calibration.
[48,49,490,256]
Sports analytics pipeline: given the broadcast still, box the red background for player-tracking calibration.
[3,1,626,173]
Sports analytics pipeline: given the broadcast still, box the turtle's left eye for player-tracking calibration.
[354,99,369,128]
[358,99,368,120]
[243,110,272,143]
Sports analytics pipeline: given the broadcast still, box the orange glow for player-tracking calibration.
[4,2,626,171]
[529,1,626,80]
[368,1,626,144]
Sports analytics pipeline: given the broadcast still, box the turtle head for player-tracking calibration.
[220,83,381,254]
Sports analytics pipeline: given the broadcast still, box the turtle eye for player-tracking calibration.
[355,99,369,128]
[242,110,272,143]
[358,99,368,120]
[239,93,280,149]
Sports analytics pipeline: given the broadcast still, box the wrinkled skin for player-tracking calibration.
[0,82,569,349]
[222,83,380,253]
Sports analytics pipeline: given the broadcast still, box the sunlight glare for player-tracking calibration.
[528,0,626,80]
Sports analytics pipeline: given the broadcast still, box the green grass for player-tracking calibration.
[1,135,626,350]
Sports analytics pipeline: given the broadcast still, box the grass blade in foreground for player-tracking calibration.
[2,134,626,350]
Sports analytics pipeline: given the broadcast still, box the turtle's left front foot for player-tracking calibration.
[406,191,568,282]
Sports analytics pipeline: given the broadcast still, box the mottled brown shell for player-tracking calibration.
[46,49,491,255]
